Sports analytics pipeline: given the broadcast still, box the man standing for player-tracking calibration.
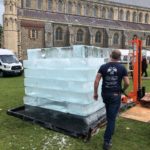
[93,50,130,150]
[142,57,148,77]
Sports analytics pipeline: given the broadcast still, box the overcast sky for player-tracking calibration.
[0,0,4,25]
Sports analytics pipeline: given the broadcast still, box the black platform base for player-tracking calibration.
[7,105,106,141]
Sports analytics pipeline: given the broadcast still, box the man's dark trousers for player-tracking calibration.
[102,92,121,143]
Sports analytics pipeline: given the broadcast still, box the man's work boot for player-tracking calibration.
[103,142,112,150]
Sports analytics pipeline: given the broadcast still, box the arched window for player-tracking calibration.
[21,0,24,8]
[56,27,63,40]
[113,33,119,45]
[95,31,101,43]
[37,0,42,9]
[139,12,143,23]
[77,29,83,42]
[10,18,13,24]
[26,0,31,8]
[29,29,38,39]
[132,12,137,22]
[146,36,150,46]
[85,5,90,16]
[102,7,106,18]
[109,8,114,19]
[93,6,98,17]
[48,0,52,10]
[10,5,13,11]
[126,11,130,21]
[68,1,72,14]
[31,29,37,38]
[77,3,81,15]
[5,18,8,26]
[145,13,149,24]
[58,0,63,12]
[119,9,124,20]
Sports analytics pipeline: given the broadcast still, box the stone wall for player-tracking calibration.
[21,26,45,59]
[22,0,150,24]
[3,0,150,59]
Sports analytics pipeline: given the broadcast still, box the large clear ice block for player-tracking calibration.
[24,78,94,93]
[24,96,105,117]
[27,45,111,59]
[25,86,95,104]
[23,58,104,69]
[24,68,97,81]
[24,45,109,116]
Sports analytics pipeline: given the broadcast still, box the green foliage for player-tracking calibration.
[0,76,150,150]
[147,64,150,77]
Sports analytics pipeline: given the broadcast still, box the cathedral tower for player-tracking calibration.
[3,0,18,55]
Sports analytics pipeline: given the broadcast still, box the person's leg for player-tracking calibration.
[142,69,144,76]
[145,69,148,77]
[103,103,112,150]
[103,101,120,143]
[102,93,121,150]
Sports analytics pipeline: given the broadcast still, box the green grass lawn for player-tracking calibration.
[0,74,150,150]
[126,64,150,92]
[147,63,150,77]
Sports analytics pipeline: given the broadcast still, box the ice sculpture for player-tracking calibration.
[23,45,111,116]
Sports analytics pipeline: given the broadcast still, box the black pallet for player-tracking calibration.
[7,105,106,141]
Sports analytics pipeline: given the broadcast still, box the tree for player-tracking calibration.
[0,24,3,48]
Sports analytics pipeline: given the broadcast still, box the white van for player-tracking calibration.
[0,49,23,77]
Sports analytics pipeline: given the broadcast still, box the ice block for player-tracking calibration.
[24,45,110,116]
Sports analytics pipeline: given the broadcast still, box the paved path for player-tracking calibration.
[129,77,150,80]
[142,77,150,80]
